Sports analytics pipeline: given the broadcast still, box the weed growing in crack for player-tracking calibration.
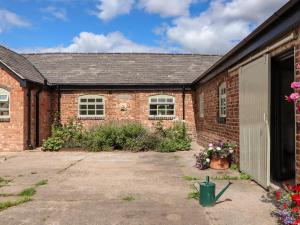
[183,176,199,181]
[122,196,135,202]
[19,187,36,197]
[0,196,31,211]
[188,191,199,200]
[35,179,48,187]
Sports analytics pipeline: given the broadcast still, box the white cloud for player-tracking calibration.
[139,0,195,17]
[20,31,165,53]
[165,0,289,54]
[94,0,134,21]
[0,9,31,33]
[40,6,68,21]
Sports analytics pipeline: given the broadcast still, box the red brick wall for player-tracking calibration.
[0,68,26,151]
[193,71,239,149]
[59,90,196,137]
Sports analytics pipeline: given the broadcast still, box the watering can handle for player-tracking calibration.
[193,182,200,192]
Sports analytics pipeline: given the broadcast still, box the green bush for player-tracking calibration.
[42,120,191,152]
[83,122,159,152]
[42,136,64,151]
[82,123,120,151]
[157,122,191,152]
[42,119,84,151]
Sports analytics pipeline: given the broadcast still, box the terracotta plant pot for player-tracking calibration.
[210,157,229,170]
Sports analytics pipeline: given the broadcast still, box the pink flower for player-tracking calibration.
[291,82,300,89]
[290,93,300,102]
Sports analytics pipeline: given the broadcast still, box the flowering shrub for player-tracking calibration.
[274,184,300,225]
[194,141,235,170]
[286,82,300,112]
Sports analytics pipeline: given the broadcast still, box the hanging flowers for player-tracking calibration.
[286,82,300,112]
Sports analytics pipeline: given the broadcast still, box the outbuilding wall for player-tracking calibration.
[0,68,26,151]
[194,27,300,181]
[59,90,196,137]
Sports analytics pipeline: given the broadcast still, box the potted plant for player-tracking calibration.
[206,142,235,170]
[194,141,235,170]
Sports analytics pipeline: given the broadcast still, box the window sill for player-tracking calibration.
[78,116,105,120]
[0,118,10,122]
[148,116,175,120]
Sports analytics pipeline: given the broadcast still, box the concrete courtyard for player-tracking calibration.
[0,149,277,225]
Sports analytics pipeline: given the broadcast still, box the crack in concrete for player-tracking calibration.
[57,156,88,174]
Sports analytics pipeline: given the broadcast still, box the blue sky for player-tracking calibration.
[0,0,288,54]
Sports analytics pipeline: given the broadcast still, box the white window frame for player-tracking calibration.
[148,95,175,119]
[78,95,105,119]
[199,93,204,118]
[0,88,10,119]
[219,82,227,118]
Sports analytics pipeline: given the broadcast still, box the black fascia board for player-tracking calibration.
[54,83,192,91]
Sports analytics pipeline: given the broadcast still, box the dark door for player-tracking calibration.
[271,50,295,182]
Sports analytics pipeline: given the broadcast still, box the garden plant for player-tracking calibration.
[42,119,191,153]
[194,141,235,170]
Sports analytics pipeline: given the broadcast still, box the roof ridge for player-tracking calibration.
[21,52,222,57]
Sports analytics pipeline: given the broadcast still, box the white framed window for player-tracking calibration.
[219,82,227,118]
[78,95,105,118]
[199,93,204,118]
[0,88,10,119]
[149,95,175,119]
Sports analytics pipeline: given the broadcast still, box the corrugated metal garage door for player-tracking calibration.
[239,55,270,188]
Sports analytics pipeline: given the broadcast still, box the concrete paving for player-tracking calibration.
[0,148,277,225]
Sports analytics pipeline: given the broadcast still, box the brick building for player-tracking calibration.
[0,0,300,187]
[0,49,219,151]
[193,0,300,186]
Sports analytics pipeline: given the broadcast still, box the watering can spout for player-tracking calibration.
[215,181,232,202]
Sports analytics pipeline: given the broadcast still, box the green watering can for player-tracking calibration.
[194,176,232,207]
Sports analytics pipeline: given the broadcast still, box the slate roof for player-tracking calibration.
[23,53,220,85]
[0,46,45,84]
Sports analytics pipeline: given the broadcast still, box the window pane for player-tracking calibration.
[80,99,87,103]
[150,110,157,115]
[0,102,9,109]
[96,105,104,109]
[88,99,95,103]
[88,110,95,115]
[158,105,165,110]
[88,105,95,109]
[0,111,9,116]
[96,110,104,115]
[166,98,173,103]
[167,110,174,115]
[150,104,157,110]
[80,105,87,110]
[96,98,102,102]
[80,110,87,115]
[167,104,174,110]
[151,98,157,103]
[0,95,8,101]
[158,98,166,103]
[158,109,166,115]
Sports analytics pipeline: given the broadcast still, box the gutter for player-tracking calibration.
[55,83,192,91]
[35,88,42,146]
[182,86,186,120]
[27,89,33,149]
